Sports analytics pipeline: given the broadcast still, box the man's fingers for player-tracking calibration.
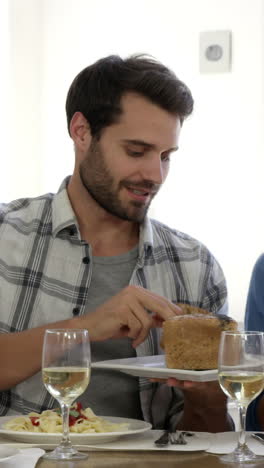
[86,285,184,345]
[128,301,153,347]
[149,378,168,383]
[124,314,143,340]
[131,286,182,320]
[124,288,182,346]
[149,377,195,389]
[164,378,198,389]
[121,301,152,344]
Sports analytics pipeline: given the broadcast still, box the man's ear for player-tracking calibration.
[69,112,91,149]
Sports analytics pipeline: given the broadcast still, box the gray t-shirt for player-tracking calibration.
[80,245,143,419]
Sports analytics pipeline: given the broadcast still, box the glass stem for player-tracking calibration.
[237,404,247,448]
[60,402,71,448]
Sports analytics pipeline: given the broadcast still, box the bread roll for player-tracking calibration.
[161,309,237,370]
[176,303,211,316]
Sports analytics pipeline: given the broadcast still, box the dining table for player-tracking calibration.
[1,431,264,468]
[1,414,263,468]
[34,450,257,467]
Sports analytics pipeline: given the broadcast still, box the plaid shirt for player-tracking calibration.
[0,177,228,426]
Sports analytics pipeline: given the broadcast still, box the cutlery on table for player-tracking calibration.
[154,430,194,447]
[154,430,170,447]
[251,433,264,445]
[170,431,188,445]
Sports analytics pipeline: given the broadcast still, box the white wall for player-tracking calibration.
[0,0,9,190]
[2,0,264,322]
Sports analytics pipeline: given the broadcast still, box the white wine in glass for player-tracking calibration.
[218,331,264,463]
[42,329,91,460]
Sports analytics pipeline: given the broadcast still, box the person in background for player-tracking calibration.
[245,254,264,430]
[0,54,231,432]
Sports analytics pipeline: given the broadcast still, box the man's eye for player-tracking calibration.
[161,154,171,162]
[127,150,144,157]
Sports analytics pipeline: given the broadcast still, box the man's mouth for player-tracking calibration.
[125,186,155,202]
[131,188,149,196]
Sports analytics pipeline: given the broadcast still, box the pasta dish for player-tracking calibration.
[3,402,129,434]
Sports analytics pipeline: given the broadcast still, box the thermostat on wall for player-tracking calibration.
[199,30,232,73]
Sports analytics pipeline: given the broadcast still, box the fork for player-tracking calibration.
[169,431,192,445]
[154,430,170,447]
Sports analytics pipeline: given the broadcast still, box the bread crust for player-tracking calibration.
[161,306,237,370]
[176,303,211,316]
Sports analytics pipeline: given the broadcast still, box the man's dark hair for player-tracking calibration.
[66,54,194,137]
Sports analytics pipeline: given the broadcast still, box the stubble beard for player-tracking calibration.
[79,139,152,223]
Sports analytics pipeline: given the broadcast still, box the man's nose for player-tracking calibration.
[140,154,164,185]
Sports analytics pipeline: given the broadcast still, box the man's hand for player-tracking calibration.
[151,377,232,432]
[0,285,181,390]
[77,285,182,347]
[167,378,227,406]
[152,377,226,406]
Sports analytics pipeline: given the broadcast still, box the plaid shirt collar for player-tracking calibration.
[51,176,77,238]
[51,176,154,262]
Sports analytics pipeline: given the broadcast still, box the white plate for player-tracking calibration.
[0,416,151,445]
[92,355,218,382]
[0,445,19,460]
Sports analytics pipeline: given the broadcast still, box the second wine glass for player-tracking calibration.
[42,328,91,460]
[218,330,264,463]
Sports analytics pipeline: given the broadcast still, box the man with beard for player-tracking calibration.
[0,54,231,432]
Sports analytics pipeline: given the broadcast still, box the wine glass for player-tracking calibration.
[42,329,91,460]
[218,330,264,463]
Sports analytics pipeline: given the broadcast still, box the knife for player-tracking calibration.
[154,430,170,447]
[251,433,264,445]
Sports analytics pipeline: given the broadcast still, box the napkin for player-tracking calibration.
[77,430,212,451]
[207,432,264,455]
[0,448,45,467]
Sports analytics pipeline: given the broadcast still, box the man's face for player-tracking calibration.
[79,93,182,223]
